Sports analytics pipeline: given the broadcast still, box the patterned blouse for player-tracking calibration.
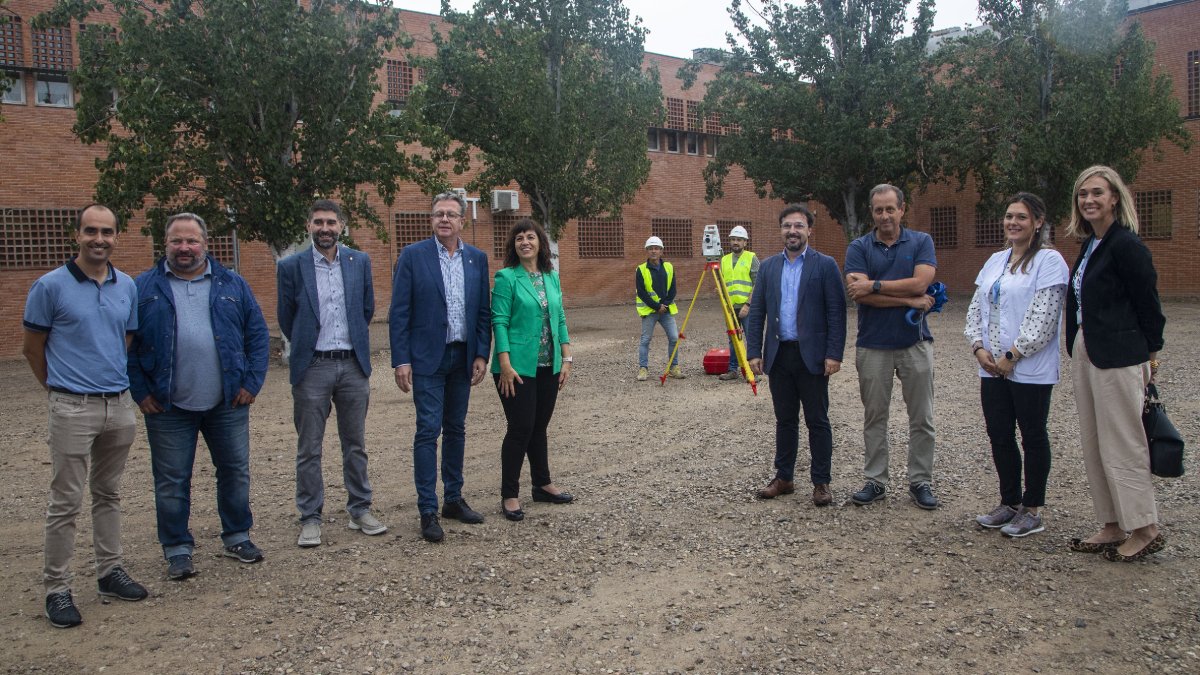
[528,271,554,367]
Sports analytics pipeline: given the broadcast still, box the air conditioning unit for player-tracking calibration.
[451,188,468,201]
[491,190,519,212]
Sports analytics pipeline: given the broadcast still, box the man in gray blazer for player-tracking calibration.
[278,199,385,548]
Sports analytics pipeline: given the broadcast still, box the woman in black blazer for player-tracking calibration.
[1064,165,1166,562]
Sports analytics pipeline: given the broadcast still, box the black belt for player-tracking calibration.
[49,386,127,399]
[314,349,355,360]
[446,341,466,347]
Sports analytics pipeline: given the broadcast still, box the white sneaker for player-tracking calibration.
[636,367,649,381]
[348,511,388,536]
[297,521,322,548]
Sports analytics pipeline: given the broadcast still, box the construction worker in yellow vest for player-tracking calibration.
[635,236,683,381]
[719,225,760,380]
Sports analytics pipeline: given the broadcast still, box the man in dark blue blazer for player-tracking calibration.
[389,192,491,542]
[278,200,385,548]
[745,204,846,507]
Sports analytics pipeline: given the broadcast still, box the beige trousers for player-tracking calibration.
[44,390,137,595]
[1070,334,1157,531]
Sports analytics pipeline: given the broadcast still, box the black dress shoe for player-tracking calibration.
[501,501,525,521]
[443,499,485,524]
[420,513,444,542]
[532,486,574,504]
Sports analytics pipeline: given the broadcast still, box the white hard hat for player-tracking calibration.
[645,236,664,249]
[729,226,749,239]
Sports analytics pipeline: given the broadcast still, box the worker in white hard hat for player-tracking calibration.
[719,225,760,380]
[634,236,683,381]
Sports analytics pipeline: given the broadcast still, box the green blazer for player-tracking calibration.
[490,266,570,376]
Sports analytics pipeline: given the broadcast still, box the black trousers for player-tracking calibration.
[495,367,560,499]
[980,377,1054,507]
[768,342,833,484]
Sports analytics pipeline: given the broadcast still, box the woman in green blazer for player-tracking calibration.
[491,219,574,521]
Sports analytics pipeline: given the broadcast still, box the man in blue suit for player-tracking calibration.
[278,199,385,548]
[389,192,491,542]
[745,204,846,507]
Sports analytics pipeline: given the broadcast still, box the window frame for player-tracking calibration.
[1,70,24,104]
[646,127,660,152]
[664,130,680,154]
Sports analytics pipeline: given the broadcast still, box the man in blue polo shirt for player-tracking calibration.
[22,204,148,629]
[129,213,269,580]
[844,184,939,510]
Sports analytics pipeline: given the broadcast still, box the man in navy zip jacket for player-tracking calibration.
[128,213,269,580]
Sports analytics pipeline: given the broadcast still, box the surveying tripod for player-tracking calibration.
[662,261,757,395]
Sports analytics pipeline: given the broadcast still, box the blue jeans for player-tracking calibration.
[639,312,680,368]
[411,343,472,515]
[145,403,253,559]
[293,357,372,523]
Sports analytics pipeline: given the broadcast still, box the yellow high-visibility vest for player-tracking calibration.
[635,262,678,316]
[721,251,756,306]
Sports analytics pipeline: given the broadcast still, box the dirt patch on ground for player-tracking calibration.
[1,297,1198,673]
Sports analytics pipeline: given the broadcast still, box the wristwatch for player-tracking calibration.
[871,280,881,294]
[1004,350,1019,362]
[562,357,574,363]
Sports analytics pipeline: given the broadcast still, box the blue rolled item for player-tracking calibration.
[905,282,948,325]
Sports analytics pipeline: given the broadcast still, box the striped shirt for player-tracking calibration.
[437,238,467,343]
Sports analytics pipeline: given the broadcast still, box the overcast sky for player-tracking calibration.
[398,0,983,59]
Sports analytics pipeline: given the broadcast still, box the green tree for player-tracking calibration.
[931,0,1190,224]
[36,0,456,254]
[0,1,12,121]
[681,0,937,240]
[418,0,662,246]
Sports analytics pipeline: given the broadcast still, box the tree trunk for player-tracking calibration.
[269,241,300,366]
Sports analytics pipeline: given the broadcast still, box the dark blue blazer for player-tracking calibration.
[745,247,846,375]
[277,245,375,386]
[389,237,491,376]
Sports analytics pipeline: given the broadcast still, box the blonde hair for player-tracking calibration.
[1066,165,1139,238]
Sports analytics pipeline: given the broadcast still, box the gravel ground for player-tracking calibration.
[1,296,1197,674]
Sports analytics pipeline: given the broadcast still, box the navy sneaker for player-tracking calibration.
[45,591,82,628]
[851,481,886,505]
[909,482,940,510]
[167,554,196,580]
[97,566,148,601]
[223,540,264,563]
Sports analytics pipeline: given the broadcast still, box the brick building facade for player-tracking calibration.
[1,1,1196,360]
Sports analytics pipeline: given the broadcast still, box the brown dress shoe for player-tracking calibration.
[812,484,833,506]
[757,478,795,499]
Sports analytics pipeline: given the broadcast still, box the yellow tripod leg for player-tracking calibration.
[660,270,706,385]
[710,265,757,394]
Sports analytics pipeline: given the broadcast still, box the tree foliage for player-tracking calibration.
[418,0,662,241]
[36,0,456,254]
[681,0,936,240]
[931,0,1190,224]
[0,1,12,121]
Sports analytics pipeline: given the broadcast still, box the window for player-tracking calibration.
[686,100,700,131]
[664,130,679,153]
[975,216,1003,248]
[716,220,752,253]
[0,208,77,270]
[685,132,699,155]
[32,25,73,107]
[651,217,693,258]
[646,127,660,151]
[492,213,520,258]
[665,97,684,130]
[1135,190,1172,239]
[1188,50,1199,118]
[2,71,23,104]
[928,206,957,248]
[705,135,715,157]
[386,59,415,109]
[2,16,24,105]
[394,212,429,255]
[577,217,624,259]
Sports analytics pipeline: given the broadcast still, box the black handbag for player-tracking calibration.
[1143,383,1185,478]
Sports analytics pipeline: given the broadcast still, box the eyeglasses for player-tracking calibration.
[432,211,463,220]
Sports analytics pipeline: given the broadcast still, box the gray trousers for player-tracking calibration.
[855,341,936,485]
[293,357,372,523]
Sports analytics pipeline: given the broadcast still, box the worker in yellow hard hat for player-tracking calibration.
[719,225,759,380]
[635,236,683,381]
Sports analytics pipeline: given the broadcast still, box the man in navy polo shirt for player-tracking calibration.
[844,184,940,510]
[22,204,148,629]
